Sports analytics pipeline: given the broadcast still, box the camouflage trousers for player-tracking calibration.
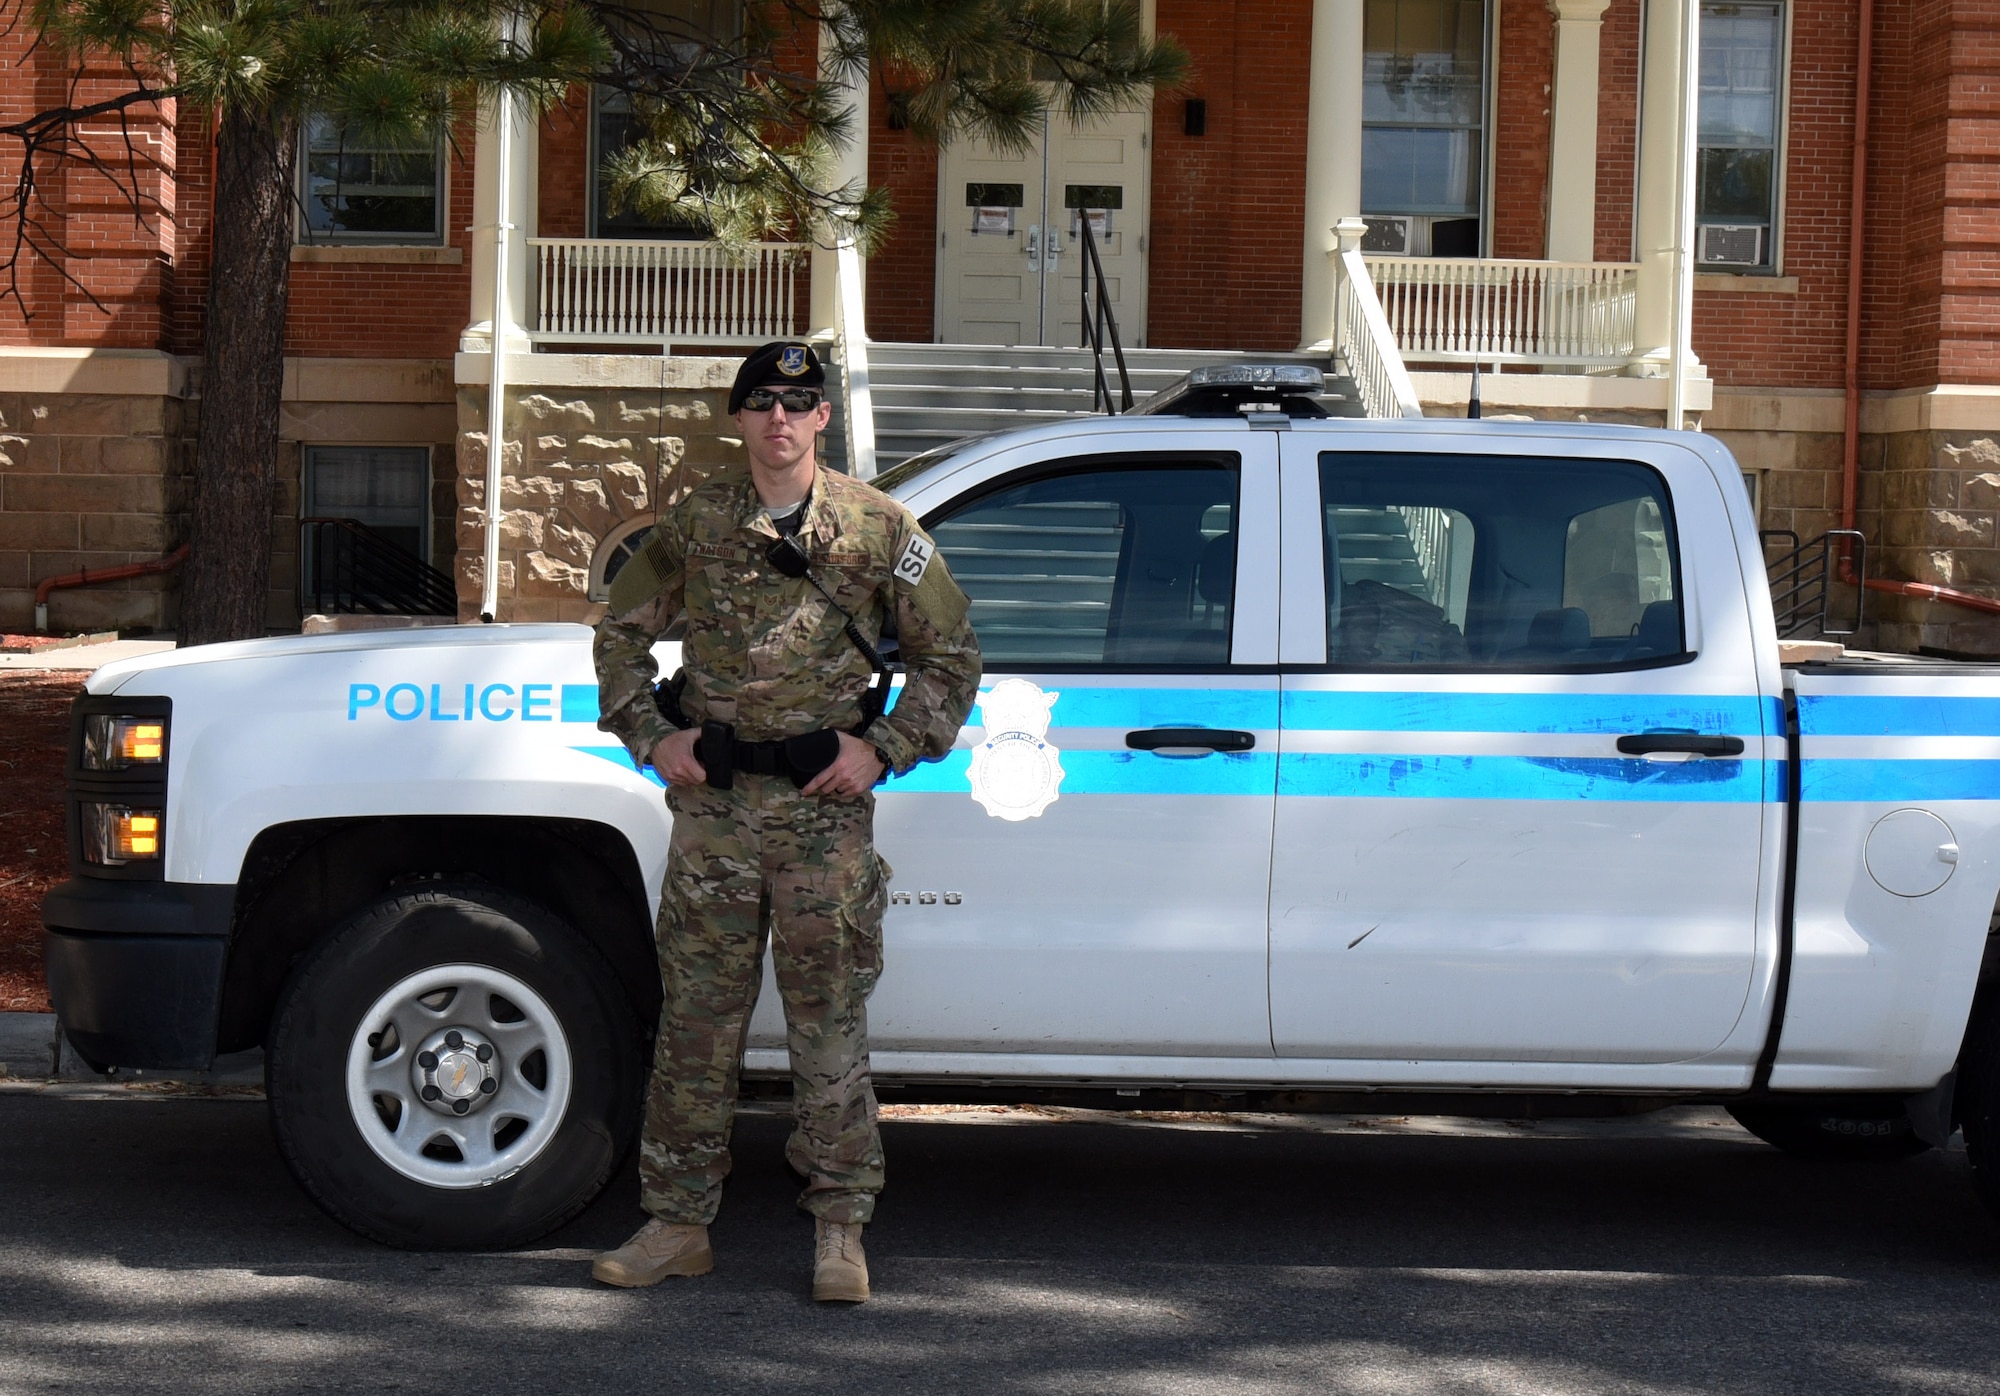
[640,771,888,1226]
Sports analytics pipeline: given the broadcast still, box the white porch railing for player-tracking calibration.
[1363,257,1639,366]
[528,239,805,344]
[1335,245,1424,420]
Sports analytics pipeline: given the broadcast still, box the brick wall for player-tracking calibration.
[0,30,177,349]
[1147,0,1314,352]
[1492,0,1554,259]
[1901,0,2000,387]
[1594,0,1641,262]
[540,91,593,240]
[864,72,940,344]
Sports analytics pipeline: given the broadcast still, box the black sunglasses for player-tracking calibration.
[739,387,823,413]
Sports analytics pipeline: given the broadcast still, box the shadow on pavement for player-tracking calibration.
[1,1096,1997,1395]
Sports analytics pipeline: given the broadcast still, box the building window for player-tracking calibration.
[298,117,444,244]
[303,446,433,560]
[1696,2,1784,272]
[592,0,743,238]
[590,89,714,239]
[1360,0,1488,258]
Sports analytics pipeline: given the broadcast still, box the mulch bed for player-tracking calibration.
[0,673,83,1013]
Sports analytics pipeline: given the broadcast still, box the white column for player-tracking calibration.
[1300,0,1365,352]
[463,88,537,352]
[809,13,869,339]
[1546,0,1612,263]
[1632,0,1694,374]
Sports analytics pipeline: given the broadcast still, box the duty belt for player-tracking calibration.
[695,722,842,791]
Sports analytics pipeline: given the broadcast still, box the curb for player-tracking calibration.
[0,1011,262,1087]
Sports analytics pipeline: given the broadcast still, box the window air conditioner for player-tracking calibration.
[1698,223,1766,268]
[1361,217,1413,256]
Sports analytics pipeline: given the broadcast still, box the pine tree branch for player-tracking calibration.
[0,82,166,319]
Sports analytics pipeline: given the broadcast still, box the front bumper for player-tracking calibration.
[41,879,235,1071]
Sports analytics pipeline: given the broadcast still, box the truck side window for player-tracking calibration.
[927,459,1240,669]
[1320,452,1686,670]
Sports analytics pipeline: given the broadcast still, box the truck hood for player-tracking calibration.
[88,624,594,695]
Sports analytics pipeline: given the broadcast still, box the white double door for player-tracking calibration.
[935,108,1149,346]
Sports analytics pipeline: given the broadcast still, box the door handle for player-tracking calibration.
[1126,728,1256,753]
[1615,732,1746,757]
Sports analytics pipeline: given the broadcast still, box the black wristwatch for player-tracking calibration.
[871,744,894,777]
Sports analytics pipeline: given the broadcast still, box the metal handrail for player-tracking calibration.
[300,517,458,617]
[1761,528,1866,638]
[1076,215,1134,414]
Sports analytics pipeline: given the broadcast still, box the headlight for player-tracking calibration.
[82,714,168,770]
[81,804,163,865]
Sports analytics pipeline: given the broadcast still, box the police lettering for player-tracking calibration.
[347,681,575,722]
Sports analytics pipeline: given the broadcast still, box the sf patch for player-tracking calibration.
[894,534,935,585]
[779,344,810,376]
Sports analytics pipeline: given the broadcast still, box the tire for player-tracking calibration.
[1957,990,2000,1220]
[1726,1100,1933,1162]
[266,882,643,1249]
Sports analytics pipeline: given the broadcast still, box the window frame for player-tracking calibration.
[1694,0,1791,275]
[1358,0,1495,256]
[295,117,447,247]
[588,85,717,240]
[1311,451,1695,676]
[918,452,1248,675]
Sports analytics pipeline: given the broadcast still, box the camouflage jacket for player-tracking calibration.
[592,465,983,776]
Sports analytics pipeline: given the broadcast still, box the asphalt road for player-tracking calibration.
[2,1090,1998,1396]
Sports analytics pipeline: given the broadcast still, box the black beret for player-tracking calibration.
[729,341,825,413]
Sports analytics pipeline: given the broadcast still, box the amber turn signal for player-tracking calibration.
[81,803,163,865]
[82,714,169,770]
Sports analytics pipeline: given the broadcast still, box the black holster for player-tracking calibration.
[696,720,735,790]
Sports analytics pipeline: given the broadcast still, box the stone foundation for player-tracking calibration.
[0,353,458,636]
[1862,428,2000,657]
[0,352,190,634]
[450,354,741,624]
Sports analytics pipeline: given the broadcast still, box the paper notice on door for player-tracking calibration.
[973,206,1014,236]
[1073,209,1112,241]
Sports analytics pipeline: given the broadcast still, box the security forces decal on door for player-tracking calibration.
[967,678,1065,821]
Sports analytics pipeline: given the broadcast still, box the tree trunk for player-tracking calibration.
[178,103,298,646]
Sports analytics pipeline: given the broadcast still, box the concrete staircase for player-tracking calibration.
[824,342,1364,473]
[1329,506,1430,598]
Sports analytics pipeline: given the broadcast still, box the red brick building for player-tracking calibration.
[3,0,1998,652]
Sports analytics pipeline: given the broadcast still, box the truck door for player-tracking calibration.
[1268,435,1777,1068]
[792,432,1282,1060]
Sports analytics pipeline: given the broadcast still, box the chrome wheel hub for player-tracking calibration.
[344,964,573,1190]
[414,1028,500,1116]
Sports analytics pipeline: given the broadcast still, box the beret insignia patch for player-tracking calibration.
[779,345,809,376]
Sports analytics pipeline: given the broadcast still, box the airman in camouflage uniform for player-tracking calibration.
[589,341,981,1302]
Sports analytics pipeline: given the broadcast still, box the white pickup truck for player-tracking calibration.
[42,370,2000,1249]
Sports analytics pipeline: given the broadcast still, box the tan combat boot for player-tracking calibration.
[591,1219,714,1287]
[812,1219,870,1303]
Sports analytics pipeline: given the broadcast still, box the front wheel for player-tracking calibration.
[266,883,643,1249]
[1726,1100,1932,1162]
